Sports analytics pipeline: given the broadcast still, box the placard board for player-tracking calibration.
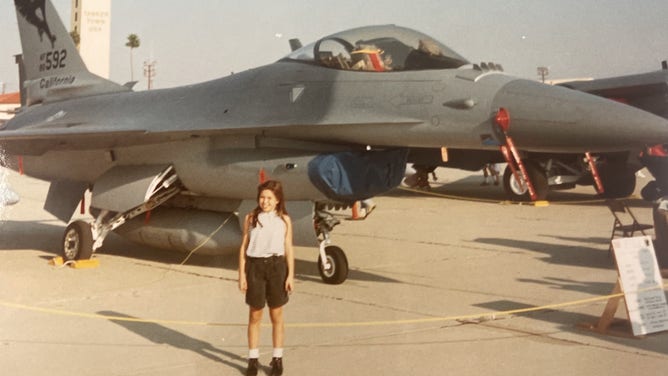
[612,236,668,336]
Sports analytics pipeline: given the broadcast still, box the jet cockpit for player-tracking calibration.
[283,25,469,72]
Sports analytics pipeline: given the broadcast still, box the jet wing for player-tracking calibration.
[559,69,668,118]
[0,118,422,156]
[560,70,668,98]
[0,125,148,155]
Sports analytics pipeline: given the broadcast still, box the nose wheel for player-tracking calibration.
[315,204,350,284]
[318,245,349,285]
[502,161,548,201]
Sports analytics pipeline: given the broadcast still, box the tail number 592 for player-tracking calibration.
[40,49,67,72]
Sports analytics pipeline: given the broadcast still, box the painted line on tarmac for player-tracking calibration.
[1,283,665,329]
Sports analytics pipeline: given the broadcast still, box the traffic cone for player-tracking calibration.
[351,201,366,220]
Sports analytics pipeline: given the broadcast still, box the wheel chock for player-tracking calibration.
[70,259,100,269]
[533,200,550,207]
[49,257,65,266]
[48,257,99,269]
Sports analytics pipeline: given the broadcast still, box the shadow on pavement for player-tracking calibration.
[98,310,247,374]
[474,298,668,356]
[0,219,63,253]
[387,174,656,210]
[473,237,614,269]
[0,219,399,284]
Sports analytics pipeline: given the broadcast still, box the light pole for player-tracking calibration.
[537,66,549,83]
[143,60,156,90]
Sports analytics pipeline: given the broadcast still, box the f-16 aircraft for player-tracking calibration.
[3,0,668,284]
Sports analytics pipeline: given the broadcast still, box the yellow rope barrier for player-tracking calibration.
[1,283,665,329]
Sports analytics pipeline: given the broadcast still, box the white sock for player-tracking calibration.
[248,348,260,359]
[273,348,284,358]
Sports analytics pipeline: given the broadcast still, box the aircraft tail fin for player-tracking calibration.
[14,0,129,106]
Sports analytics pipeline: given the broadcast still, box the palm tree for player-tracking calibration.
[69,30,80,49]
[125,34,140,81]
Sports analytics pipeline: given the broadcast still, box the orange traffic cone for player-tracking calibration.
[351,201,365,220]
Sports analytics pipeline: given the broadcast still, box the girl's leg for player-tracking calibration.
[269,306,285,374]
[269,306,284,349]
[248,307,264,350]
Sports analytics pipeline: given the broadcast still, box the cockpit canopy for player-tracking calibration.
[283,25,469,72]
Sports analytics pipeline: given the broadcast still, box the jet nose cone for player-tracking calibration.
[492,79,668,152]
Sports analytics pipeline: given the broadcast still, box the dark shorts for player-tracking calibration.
[245,256,289,309]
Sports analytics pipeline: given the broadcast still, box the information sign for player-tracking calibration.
[612,236,668,336]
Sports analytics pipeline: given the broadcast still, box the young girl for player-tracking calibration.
[238,180,295,376]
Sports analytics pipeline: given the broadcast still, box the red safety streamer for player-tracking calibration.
[585,152,605,194]
[18,156,23,175]
[259,168,267,184]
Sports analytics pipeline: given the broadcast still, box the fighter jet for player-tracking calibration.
[3,0,668,284]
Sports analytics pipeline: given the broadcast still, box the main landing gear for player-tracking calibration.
[60,178,181,262]
[62,220,94,261]
[314,204,349,284]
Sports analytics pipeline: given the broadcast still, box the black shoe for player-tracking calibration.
[270,357,283,376]
[246,358,259,376]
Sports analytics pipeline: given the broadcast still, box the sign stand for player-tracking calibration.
[579,278,636,338]
[580,236,668,337]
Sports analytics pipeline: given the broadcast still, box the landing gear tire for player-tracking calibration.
[318,245,349,285]
[62,220,94,261]
[503,161,549,201]
[600,170,636,199]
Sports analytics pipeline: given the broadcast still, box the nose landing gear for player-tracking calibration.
[315,205,349,284]
[318,242,349,285]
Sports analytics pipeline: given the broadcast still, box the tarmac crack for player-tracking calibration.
[296,289,443,319]
[132,261,237,283]
[337,231,528,259]
[480,319,668,360]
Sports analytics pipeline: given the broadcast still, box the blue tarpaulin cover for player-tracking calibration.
[308,149,408,202]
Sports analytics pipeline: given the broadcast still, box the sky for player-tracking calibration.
[1,0,668,92]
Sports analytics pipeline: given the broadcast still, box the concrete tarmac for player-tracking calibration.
[0,168,667,375]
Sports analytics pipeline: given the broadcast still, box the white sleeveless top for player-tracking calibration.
[246,211,286,257]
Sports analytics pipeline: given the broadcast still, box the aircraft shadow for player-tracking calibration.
[513,276,614,296]
[0,219,63,253]
[387,177,604,204]
[540,234,611,245]
[474,295,668,356]
[472,237,614,270]
[0,219,398,284]
[102,235,399,284]
[387,175,656,208]
[97,311,247,374]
